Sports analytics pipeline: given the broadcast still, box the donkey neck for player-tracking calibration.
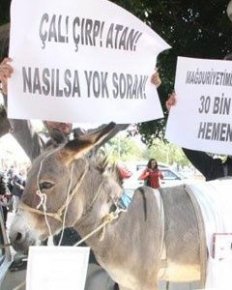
[75,187,162,278]
[72,169,122,242]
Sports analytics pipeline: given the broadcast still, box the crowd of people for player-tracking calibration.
[0,165,26,227]
[0,172,10,227]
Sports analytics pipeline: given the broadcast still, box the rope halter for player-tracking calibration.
[19,149,89,224]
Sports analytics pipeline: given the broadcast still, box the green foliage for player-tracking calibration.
[0,0,10,25]
[143,138,190,166]
[103,134,190,167]
[112,0,232,145]
[104,135,144,162]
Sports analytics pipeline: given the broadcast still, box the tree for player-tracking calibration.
[104,135,144,162]
[0,0,10,26]
[143,138,190,166]
[0,0,10,59]
[112,0,232,145]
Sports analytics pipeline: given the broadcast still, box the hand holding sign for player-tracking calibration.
[8,0,170,124]
[165,92,176,111]
[0,57,13,95]
[150,71,162,88]
[165,57,232,155]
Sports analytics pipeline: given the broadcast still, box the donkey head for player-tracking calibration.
[9,122,117,253]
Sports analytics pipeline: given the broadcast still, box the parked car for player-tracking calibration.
[159,167,187,187]
[123,164,187,190]
[135,162,168,172]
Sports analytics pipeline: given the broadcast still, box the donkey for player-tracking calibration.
[9,123,203,290]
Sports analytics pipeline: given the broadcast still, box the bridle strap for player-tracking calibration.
[19,159,89,223]
[19,202,63,222]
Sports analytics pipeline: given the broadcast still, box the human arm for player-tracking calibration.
[138,168,150,180]
[13,180,25,191]
[0,58,43,161]
[0,58,12,137]
[159,170,164,180]
[165,92,224,180]
[0,57,13,95]
[182,148,225,180]
[5,108,44,161]
[165,91,176,110]
[150,71,162,88]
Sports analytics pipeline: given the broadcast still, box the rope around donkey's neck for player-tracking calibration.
[11,208,124,290]
[74,207,125,246]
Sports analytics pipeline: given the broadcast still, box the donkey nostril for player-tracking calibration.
[15,232,23,242]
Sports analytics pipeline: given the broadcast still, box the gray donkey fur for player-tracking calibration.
[9,123,202,290]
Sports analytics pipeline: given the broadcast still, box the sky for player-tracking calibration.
[0,134,30,164]
[0,94,29,165]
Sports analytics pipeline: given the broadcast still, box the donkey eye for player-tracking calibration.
[39,181,54,191]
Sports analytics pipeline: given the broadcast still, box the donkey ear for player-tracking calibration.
[59,122,116,165]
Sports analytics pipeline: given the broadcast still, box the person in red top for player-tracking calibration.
[139,158,163,189]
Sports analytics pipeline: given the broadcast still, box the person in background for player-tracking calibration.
[139,158,164,189]
[11,172,25,213]
[165,92,232,181]
[0,173,12,227]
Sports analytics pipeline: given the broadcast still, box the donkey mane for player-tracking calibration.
[89,152,123,187]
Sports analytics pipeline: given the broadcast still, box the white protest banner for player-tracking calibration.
[165,57,232,155]
[8,0,170,124]
[26,246,90,290]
